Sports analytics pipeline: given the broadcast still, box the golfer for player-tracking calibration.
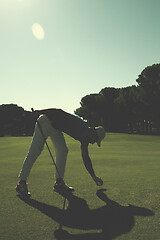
[16,108,106,196]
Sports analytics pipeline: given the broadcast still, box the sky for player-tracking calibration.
[1,0,160,114]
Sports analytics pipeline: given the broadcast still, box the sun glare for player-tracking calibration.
[32,23,45,40]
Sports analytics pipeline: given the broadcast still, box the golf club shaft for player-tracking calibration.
[59,197,66,230]
[31,108,62,179]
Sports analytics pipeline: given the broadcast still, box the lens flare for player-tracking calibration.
[32,23,45,40]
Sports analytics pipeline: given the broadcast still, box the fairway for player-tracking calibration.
[0,133,160,240]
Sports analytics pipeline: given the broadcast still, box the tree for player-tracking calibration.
[0,104,35,136]
[115,86,145,133]
[99,87,120,131]
[136,64,160,131]
[0,104,25,136]
[75,94,104,126]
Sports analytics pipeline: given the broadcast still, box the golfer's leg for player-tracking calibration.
[19,115,50,181]
[50,130,68,179]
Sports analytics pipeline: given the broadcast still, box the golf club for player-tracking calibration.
[59,197,66,230]
[31,108,62,179]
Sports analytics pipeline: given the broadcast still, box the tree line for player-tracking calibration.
[75,64,160,134]
[0,64,160,136]
[0,105,35,137]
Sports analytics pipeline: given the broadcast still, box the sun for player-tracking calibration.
[32,23,45,40]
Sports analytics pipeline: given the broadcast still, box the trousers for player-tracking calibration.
[19,114,68,180]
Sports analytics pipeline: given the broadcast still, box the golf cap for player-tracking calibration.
[95,126,106,147]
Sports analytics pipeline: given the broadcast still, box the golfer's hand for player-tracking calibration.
[93,176,103,186]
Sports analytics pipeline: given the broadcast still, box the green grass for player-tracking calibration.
[0,133,160,239]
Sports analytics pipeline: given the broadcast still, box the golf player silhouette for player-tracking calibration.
[16,108,106,197]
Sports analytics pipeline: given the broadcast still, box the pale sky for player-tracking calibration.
[1,0,160,113]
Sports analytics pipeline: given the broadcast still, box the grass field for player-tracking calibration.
[0,133,160,240]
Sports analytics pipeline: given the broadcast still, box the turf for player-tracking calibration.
[0,133,160,239]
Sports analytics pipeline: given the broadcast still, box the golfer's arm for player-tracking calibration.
[81,142,96,178]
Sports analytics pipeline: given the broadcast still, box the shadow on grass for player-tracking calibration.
[18,189,154,240]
